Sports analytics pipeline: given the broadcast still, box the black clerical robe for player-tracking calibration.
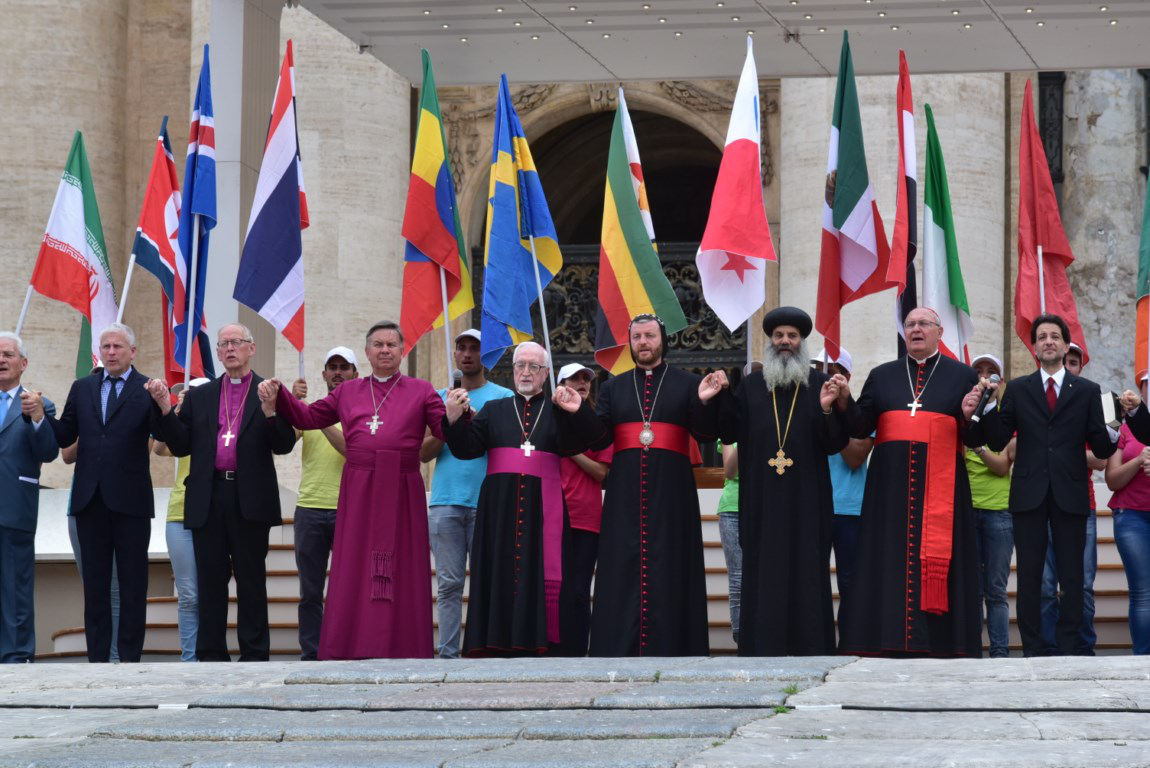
[444,393,605,657]
[718,369,848,656]
[589,363,718,657]
[839,353,983,658]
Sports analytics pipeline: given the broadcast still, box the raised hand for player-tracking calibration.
[444,387,470,424]
[962,382,986,421]
[258,379,280,405]
[19,389,45,422]
[819,378,839,412]
[829,373,851,408]
[291,378,308,400]
[553,385,582,413]
[145,379,172,414]
[698,370,729,403]
[1120,389,1143,412]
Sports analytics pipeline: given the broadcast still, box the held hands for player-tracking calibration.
[291,378,308,401]
[19,389,45,422]
[1120,389,1143,412]
[698,370,729,403]
[258,379,281,417]
[145,379,172,414]
[444,387,470,424]
[552,385,582,413]
[831,373,851,410]
[819,378,838,412]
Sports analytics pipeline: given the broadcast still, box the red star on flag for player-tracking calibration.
[719,252,757,282]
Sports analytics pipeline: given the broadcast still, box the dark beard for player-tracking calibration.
[762,341,811,391]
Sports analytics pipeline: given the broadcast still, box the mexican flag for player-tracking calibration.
[921,104,972,363]
[30,131,117,376]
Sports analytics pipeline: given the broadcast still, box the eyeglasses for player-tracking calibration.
[512,362,545,373]
[904,321,939,330]
[216,338,252,349]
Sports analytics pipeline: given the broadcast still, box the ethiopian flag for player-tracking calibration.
[595,88,686,374]
[1136,171,1150,381]
[921,104,972,364]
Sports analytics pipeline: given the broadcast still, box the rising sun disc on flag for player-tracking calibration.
[719,252,757,282]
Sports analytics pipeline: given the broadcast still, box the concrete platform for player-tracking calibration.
[1,656,1149,766]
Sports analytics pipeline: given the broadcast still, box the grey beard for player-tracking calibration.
[761,341,811,390]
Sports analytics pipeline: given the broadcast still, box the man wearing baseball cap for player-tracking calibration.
[288,347,359,660]
[420,329,512,658]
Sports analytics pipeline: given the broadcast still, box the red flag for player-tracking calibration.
[1016,79,1087,363]
[891,51,918,351]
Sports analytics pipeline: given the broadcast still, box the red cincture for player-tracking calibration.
[903,361,929,649]
[513,398,532,599]
[638,373,653,654]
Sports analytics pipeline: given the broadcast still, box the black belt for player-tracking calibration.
[213,470,237,481]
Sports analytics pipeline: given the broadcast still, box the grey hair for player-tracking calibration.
[218,323,255,342]
[0,332,26,358]
[512,341,550,368]
[100,323,137,347]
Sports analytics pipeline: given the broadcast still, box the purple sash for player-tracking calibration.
[487,446,563,644]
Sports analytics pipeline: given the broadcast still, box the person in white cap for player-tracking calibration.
[555,362,612,656]
[419,329,512,659]
[287,346,359,660]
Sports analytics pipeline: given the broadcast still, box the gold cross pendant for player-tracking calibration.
[768,448,793,475]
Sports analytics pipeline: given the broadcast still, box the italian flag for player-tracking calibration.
[30,131,117,376]
[921,104,972,363]
[815,31,891,361]
[1136,169,1150,381]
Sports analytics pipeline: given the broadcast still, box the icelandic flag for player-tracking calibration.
[131,116,212,382]
[234,39,309,351]
[175,44,217,372]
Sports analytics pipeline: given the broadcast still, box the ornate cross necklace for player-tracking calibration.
[514,394,543,456]
[905,355,940,417]
[632,366,667,451]
[221,377,252,448]
[768,385,800,475]
[367,374,400,435]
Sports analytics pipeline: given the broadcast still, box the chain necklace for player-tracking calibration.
[514,393,544,457]
[633,366,668,450]
[221,376,253,448]
[768,386,800,475]
[905,354,941,417]
[366,374,401,436]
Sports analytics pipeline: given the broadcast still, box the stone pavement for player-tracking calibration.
[1,656,1150,766]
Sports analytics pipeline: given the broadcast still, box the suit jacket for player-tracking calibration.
[0,387,59,532]
[161,373,295,528]
[975,370,1114,516]
[48,369,165,517]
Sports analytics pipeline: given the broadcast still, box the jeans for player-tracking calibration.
[1113,508,1150,654]
[1040,510,1097,655]
[68,515,120,663]
[974,508,1014,658]
[293,506,337,661]
[165,522,198,662]
[717,513,742,644]
[561,528,598,657]
[429,505,476,659]
[832,514,861,612]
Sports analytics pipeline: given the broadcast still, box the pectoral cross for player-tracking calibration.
[768,448,793,475]
[520,440,535,457]
[222,429,235,447]
[907,399,922,417]
[367,414,381,435]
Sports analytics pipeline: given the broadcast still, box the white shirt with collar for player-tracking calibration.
[1040,366,1066,397]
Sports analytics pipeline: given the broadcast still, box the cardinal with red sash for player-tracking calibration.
[589,314,728,657]
[443,341,606,657]
[838,307,985,657]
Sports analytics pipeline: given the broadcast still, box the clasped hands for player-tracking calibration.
[819,373,850,413]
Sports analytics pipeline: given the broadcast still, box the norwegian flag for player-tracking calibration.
[234,39,309,351]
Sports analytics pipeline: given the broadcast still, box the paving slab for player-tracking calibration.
[444,737,717,767]
[828,657,1150,684]
[658,656,852,683]
[788,680,1143,711]
[189,683,425,710]
[591,681,788,709]
[738,709,1050,740]
[0,663,291,693]
[285,659,465,685]
[0,709,156,740]
[443,658,705,683]
[680,738,1150,767]
[393,681,642,710]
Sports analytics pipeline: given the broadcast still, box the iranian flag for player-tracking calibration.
[29,131,117,375]
[815,31,892,361]
[921,104,972,363]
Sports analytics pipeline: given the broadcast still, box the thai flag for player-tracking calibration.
[175,44,217,374]
[234,39,309,351]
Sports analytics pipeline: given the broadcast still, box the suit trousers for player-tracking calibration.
[193,477,271,662]
[0,524,36,662]
[74,490,151,663]
[1013,489,1087,656]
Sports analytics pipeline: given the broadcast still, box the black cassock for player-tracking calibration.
[839,353,983,657]
[718,368,848,656]
[444,393,605,657]
[589,362,718,657]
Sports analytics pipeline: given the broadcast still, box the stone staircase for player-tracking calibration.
[46,490,1137,659]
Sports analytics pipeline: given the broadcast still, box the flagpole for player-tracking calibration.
[116,253,137,324]
[745,319,752,372]
[298,350,305,381]
[439,266,454,389]
[528,235,557,394]
[15,286,33,336]
[183,214,201,386]
[1037,244,1046,314]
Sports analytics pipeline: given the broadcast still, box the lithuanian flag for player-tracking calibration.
[595,88,686,375]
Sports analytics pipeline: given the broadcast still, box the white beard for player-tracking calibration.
[761,341,811,391]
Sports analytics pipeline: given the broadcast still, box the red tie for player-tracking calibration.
[1046,377,1057,412]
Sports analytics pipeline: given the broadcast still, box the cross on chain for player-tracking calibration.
[768,448,793,475]
[367,414,381,435]
[222,429,236,447]
[520,440,535,457]
[907,399,922,417]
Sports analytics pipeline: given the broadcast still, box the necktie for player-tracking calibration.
[105,377,122,423]
[0,392,9,423]
[1046,377,1057,412]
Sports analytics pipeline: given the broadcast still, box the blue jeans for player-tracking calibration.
[717,513,742,644]
[293,506,337,661]
[1040,510,1097,654]
[429,505,476,659]
[165,522,198,662]
[69,515,120,662]
[832,514,861,612]
[974,508,1014,658]
[1113,508,1150,654]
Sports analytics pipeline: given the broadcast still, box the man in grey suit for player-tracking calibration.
[0,332,58,662]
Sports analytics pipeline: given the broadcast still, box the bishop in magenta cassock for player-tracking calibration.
[262,321,445,659]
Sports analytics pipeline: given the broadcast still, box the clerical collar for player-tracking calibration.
[635,361,665,377]
[227,371,252,385]
[908,350,940,366]
[373,372,398,383]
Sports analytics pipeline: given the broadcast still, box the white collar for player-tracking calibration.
[1042,367,1066,389]
[0,384,20,398]
[908,350,940,366]
[373,372,398,383]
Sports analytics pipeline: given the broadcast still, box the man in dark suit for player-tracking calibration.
[0,333,59,662]
[973,314,1150,655]
[29,323,166,663]
[153,323,295,661]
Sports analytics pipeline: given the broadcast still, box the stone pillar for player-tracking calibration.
[780,73,1007,390]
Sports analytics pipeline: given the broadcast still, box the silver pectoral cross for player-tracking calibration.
[907,399,922,417]
[222,429,235,447]
[367,414,381,435]
[520,440,535,457]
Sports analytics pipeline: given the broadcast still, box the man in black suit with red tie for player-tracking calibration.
[972,314,1150,656]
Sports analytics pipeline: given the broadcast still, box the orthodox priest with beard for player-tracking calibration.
[837,307,985,657]
[589,314,729,657]
[443,342,606,657]
[718,306,851,656]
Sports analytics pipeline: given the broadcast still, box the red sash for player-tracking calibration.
[876,410,960,615]
[614,421,702,464]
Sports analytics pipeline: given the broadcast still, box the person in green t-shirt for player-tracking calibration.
[717,440,741,646]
